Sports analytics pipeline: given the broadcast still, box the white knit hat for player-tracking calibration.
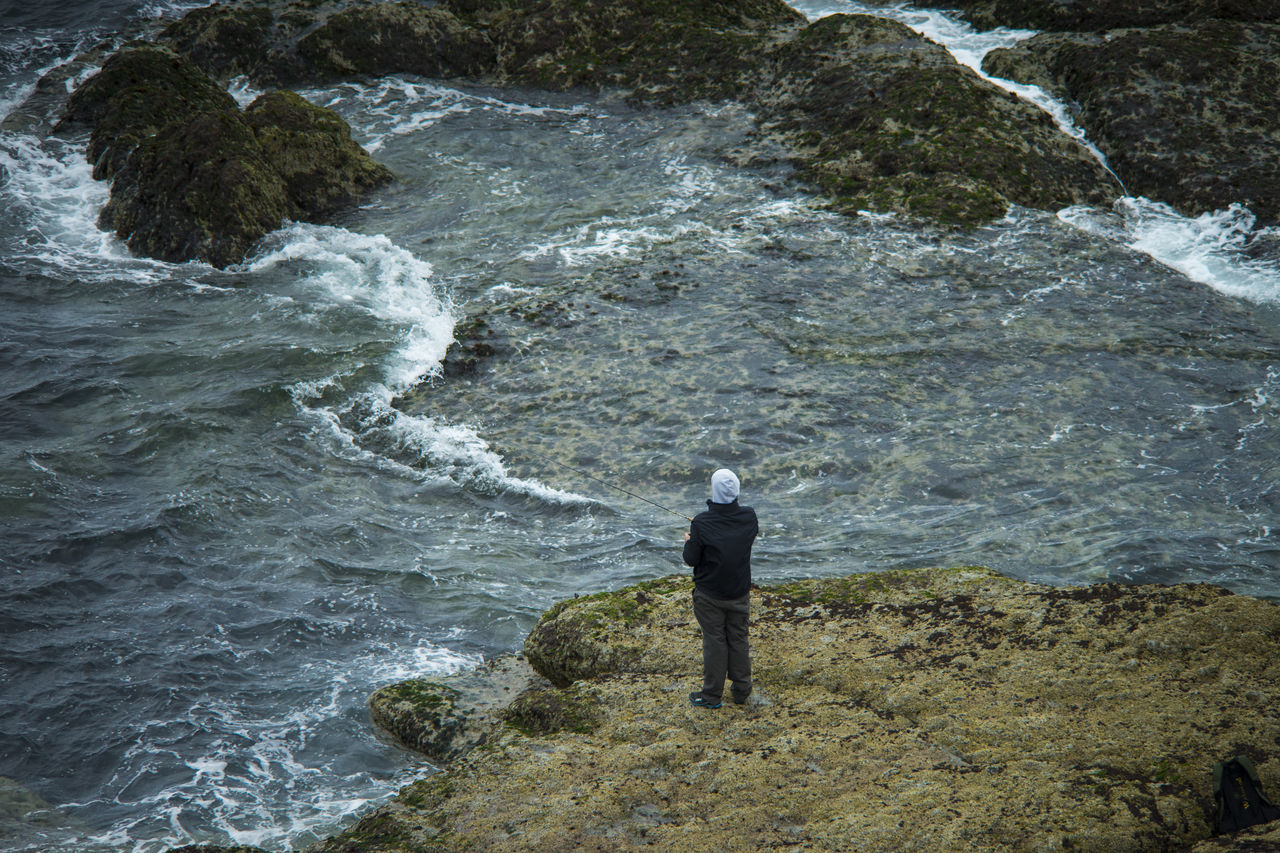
[710,468,740,503]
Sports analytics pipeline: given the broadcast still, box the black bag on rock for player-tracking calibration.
[1213,755,1280,835]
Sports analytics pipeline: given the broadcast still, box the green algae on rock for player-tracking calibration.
[923,0,1279,33]
[59,44,390,267]
[244,90,393,219]
[983,21,1280,226]
[369,656,548,764]
[58,45,239,181]
[98,108,294,268]
[297,2,496,82]
[327,567,1280,851]
[747,14,1121,225]
[142,0,1119,227]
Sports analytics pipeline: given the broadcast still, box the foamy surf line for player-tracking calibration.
[0,132,179,282]
[1060,199,1280,305]
[300,77,592,153]
[74,640,480,853]
[248,223,590,506]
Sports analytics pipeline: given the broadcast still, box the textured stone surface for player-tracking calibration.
[332,567,1280,851]
[746,14,1119,224]
[138,0,1120,227]
[917,0,1279,33]
[296,2,495,82]
[244,89,393,219]
[60,44,390,267]
[59,45,238,180]
[368,656,546,764]
[983,21,1280,224]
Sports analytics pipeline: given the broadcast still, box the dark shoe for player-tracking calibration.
[732,694,750,705]
[689,692,721,709]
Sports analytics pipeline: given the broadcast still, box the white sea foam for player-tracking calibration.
[75,639,477,853]
[0,132,177,283]
[300,77,591,152]
[246,223,587,504]
[1060,199,1280,305]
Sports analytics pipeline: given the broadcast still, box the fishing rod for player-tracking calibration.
[535,455,693,522]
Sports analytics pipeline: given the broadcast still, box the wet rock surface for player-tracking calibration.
[983,20,1280,225]
[56,44,390,267]
[37,0,1280,257]
[60,0,1124,239]
[927,0,1279,33]
[746,13,1118,224]
[368,656,547,764]
[332,567,1280,851]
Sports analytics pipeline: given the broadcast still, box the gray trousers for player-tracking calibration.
[693,588,751,703]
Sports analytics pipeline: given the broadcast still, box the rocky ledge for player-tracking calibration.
[248,566,1280,852]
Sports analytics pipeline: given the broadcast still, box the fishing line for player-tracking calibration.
[532,454,692,522]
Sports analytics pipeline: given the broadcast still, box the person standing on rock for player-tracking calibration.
[683,468,759,709]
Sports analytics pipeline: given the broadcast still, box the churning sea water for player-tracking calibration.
[1,0,1278,850]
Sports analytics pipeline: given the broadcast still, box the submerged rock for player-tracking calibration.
[984,21,1280,225]
[337,567,1280,851]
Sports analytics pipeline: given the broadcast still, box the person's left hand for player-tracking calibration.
[683,532,690,542]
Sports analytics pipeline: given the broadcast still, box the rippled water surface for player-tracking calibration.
[2,3,1279,851]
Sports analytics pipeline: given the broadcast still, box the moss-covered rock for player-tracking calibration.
[331,567,1280,851]
[296,2,495,82]
[158,3,273,84]
[747,14,1120,225]
[502,684,601,736]
[59,45,391,267]
[369,681,470,764]
[98,108,294,267]
[58,44,238,180]
[983,21,1280,224]
[243,89,392,219]
[475,0,805,102]
[929,0,1279,33]
[368,655,547,764]
[523,574,695,687]
[132,0,1121,227]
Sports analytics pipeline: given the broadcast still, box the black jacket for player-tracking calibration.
[683,499,759,599]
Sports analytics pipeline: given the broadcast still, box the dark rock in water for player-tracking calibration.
[58,44,238,180]
[142,0,1119,226]
[748,15,1120,224]
[296,2,496,82]
[936,0,1279,32]
[98,109,294,268]
[243,90,393,219]
[471,0,806,103]
[59,42,391,268]
[368,656,547,764]
[157,4,273,84]
[167,846,269,853]
[984,21,1280,224]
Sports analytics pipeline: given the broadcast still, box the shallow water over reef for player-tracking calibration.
[1,3,1278,852]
